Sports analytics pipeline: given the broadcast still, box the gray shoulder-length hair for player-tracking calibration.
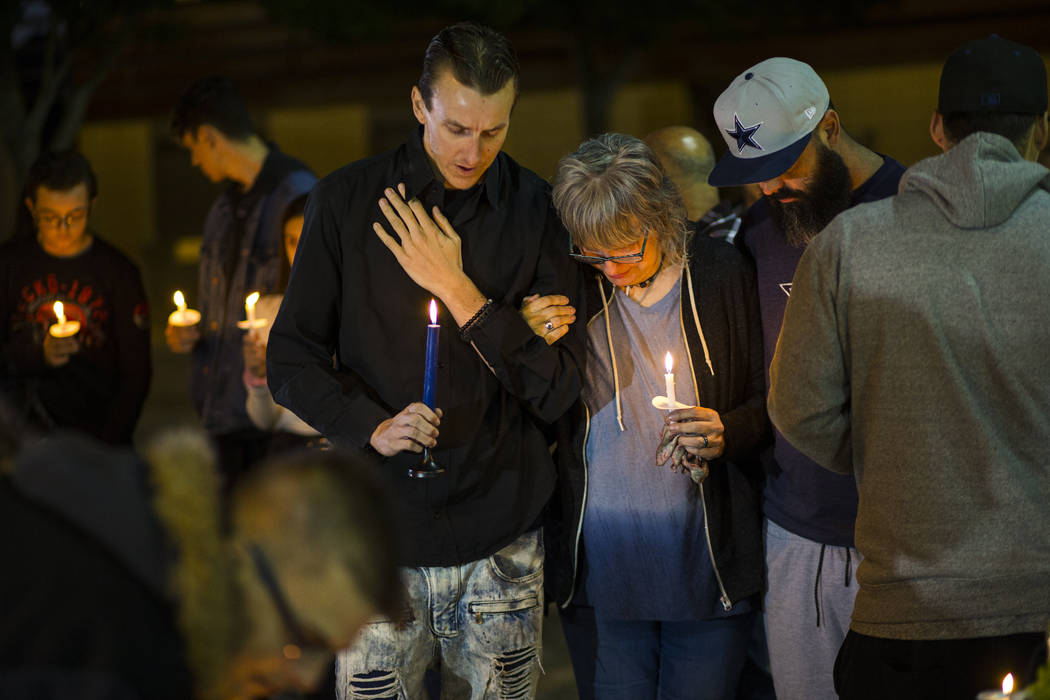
[552,133,691,268]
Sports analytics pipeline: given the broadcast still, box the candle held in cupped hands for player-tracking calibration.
[168,290,200,327]
[49,301,80,338]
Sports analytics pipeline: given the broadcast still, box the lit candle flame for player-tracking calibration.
[429,299,438,325]
[53,301,65,326]
[1003,673,1014,694]
[173,290,186,312]
[245,291,260,310]
[665,351,673,374]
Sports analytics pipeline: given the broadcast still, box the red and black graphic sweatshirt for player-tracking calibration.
[0,235,151,444]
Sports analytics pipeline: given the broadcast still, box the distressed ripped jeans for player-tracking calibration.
[336,528,544,700]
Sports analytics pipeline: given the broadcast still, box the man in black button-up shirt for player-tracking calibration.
[267,23,584,698]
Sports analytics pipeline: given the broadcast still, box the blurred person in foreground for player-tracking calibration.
[0,150,150,445]
[768,36,1050,699]
[709,56,907,700]
[524,133,768,699]
[0,427,399,700]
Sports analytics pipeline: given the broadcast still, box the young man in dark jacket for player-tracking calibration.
[165,76,316,482]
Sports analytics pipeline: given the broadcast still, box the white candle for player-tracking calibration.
[664,351,676,409]
[245,291,260,331]
[168,290,200,327]
[48,300,80,338]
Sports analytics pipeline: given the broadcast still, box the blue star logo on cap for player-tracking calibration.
[726,114,763,153]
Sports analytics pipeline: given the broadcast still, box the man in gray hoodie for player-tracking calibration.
[768,36,1050,699]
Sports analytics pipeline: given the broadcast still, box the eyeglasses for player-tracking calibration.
[570,232,648,265]
[36,209,89,229]
[247,543,330,656]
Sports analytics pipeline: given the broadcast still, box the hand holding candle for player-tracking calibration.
[165,290,201,354]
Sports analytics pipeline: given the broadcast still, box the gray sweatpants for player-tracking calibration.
[764,518,861,700]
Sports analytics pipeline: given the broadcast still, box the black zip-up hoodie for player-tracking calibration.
[545,234,770,610]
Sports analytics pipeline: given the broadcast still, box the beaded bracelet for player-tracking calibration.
[459,298,495,340]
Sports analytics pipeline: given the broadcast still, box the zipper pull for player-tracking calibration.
[720,594,732,612]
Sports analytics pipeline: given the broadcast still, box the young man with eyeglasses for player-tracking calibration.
[0,150,151,444]
[521,133,768,699]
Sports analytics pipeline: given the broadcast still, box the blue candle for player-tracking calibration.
[423,299,439,408]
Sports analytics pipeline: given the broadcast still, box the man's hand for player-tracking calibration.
[373,186,466,297]
[370,403,443,457]
[243,332,267,379]
[165,323,200,354]
[520,294,575,345]
[666,406,726,460]
[43,334,79,367]
[373,184,487,325]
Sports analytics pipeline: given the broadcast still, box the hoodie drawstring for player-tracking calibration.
[598,280,625,432]
[684,266,715,377]
[814,544,856,627]
[814,544,826,627]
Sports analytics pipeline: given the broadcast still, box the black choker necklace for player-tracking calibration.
[631,256,663,289]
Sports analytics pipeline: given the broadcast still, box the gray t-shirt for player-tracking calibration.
[582,279,739,620]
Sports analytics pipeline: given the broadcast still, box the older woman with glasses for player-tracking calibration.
[524,133,769,699]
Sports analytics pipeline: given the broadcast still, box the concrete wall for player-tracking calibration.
[78,120,157,262]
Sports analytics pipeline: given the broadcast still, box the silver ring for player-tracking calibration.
[701,434,709,448]
[544,321,553,332]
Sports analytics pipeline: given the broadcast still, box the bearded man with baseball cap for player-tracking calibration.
[708,58,906,700]
[767,36,1050,699]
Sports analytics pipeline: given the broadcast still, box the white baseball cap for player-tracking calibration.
[708,57,830,187]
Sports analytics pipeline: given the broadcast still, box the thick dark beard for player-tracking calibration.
[768,143,853,247]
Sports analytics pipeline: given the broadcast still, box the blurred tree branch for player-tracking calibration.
[0,1,166,239]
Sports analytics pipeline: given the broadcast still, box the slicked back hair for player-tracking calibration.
[25,150,98,202]
[418,23,520,110]
[553,133,691,268]
[171,75,257,141]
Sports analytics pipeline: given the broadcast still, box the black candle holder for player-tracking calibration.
[408,446,445,478]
